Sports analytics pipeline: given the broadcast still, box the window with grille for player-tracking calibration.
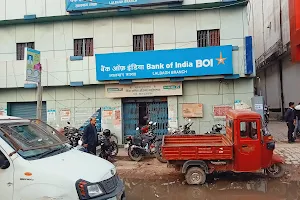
[133,34,154,51]
[197,29,220,47]
[16,42,35,60]
[74,38,94,56]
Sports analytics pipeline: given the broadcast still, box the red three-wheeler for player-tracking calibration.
[161,110,285,185]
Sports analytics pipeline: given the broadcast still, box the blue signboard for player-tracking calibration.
[66,0,182,12]
[95,45,233,81]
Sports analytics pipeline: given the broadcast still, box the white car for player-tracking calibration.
[0,116,125,200]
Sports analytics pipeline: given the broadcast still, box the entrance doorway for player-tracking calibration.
[123,97,168,138]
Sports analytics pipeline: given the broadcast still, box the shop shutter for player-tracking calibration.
[9,102,47,122]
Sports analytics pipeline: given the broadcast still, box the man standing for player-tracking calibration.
[82,118,98,155]
[284,102,296,143]
[294,103,300,137]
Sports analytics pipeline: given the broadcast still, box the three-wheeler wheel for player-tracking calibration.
[266,163,285,178]
[185,167,206,185]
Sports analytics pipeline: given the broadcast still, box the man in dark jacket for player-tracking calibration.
[294,103,300,135]
[82,118,98,155]
[284,102,296,143]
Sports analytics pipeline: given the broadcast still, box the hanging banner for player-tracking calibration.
[105,82,182,98]
[182,103,203,118]
[25,47,41,83]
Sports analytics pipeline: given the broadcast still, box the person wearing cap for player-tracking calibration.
[284,102,296,143]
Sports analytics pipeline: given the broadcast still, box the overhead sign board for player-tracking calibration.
[105,82,182,98]
[25,48,41,83]
[96,45,233,81]
[66,0,183,12]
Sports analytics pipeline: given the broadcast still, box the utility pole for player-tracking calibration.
[25,47,42,120]
[36,66,42,120]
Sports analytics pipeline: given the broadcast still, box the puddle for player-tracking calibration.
[124,173,300,200]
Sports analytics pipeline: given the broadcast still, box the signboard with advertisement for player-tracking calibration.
[182,103,203,118]
[96,45,233,81]
[213,105,233,118]
[66,0,183,12]
[60,109,71,121]
[105,82,182,98]
[25,48,41,83]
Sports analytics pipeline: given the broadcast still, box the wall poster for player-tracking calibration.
[213,105,233,118]
[182,103,203,118]
[60,109,71,121]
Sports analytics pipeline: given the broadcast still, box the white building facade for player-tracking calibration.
[249,0,300,119]
[0,0,254,143]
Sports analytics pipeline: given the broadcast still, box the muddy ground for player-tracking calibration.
[123,177,300,200]
[115,157,300,199]
[115,157,300,182]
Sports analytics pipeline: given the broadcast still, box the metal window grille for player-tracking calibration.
[133,34,154,51]
[209,29,220,46]
[85,38,94,56]
[74,39,83,56]
[74,38,93,56]
[144,34,154,51]
[197,29,220,47]
[16,42,35,60]
[197,30,208,47]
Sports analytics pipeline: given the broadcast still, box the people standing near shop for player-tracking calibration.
[284,102,296,143]
[82,118,98,155]
[294,102,300,137]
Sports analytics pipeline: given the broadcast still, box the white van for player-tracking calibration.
[0,116,125,200]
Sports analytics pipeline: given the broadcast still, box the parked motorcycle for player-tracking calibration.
[98,129,119,156]
[64,122,82,147]
[125,121,161,161]
[205,123,225,134]
[97,129,119,158]
[97,129,118,161]
[167,119,196,135]
[77,128,118,161]
[78,125,119,157]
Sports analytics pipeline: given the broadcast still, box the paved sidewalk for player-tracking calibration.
[267,121,300,165]
[275,143,300,165]
[267,121,289,142]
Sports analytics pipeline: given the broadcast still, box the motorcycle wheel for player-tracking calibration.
[111,141,119,157]
[128,147,143,162]
[155,141,167,163]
